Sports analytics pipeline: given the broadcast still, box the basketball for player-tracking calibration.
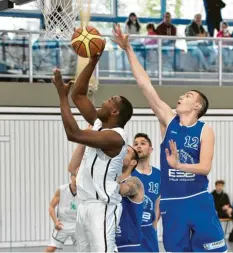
[71,26,105,58]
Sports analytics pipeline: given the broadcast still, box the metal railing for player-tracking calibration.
[0,29,233,85]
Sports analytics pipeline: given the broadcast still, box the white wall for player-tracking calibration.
[0,108,232,247]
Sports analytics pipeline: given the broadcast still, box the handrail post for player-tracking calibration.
[218,39,223,87]
[158,38,162,85]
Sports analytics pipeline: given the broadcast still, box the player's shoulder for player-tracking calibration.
[200,123,215,141]
[59,183,69,191]
[128,176,144,190]
[151,166,161,175]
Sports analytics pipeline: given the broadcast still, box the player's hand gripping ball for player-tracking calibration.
[71,26,105,58]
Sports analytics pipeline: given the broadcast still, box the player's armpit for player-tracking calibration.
[68,129,124,158]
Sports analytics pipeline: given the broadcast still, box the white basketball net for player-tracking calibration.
[35,0,91,40]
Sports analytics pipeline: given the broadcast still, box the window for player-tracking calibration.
[221,0,233,19]
[13,0,114,15]
[118,0,161,17]
[13,1,38,10]
[0,17,40,31]
[89,0,114,15]
[166,0,205,19]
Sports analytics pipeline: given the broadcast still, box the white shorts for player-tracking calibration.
[49,224,76,250]
[76,201,122,252]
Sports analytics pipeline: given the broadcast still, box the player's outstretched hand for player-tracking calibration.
[112,24,130,50]
[52,69,72,97]
[165,140,179,169]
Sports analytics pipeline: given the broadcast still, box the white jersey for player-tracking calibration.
[76,118,127,205]
[57,184,77,223]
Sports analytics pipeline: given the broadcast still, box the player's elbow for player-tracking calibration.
[71,92,85,104]
[136,77,150,88]
[49,206,54,215]
[67,132,76,142]
[66,129,80,143]
[68,164,78,175]
[200,163,212,175]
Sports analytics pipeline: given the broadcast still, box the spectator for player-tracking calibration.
[144,23,157,45]
[185,14,208,37]
[124,12,141,35]
[212,180,231,219]
[156,12,176,36]
[185,14,216,71]
[203,0,226,37]
[217,21,233,67]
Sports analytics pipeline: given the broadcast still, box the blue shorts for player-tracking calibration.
[117,244,146,252]
[160,192,227,252]
[141,225,159,252]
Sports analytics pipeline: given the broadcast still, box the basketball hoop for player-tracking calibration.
[35,0,91,40]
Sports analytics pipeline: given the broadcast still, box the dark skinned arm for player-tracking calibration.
[53,69,123,158]
[71,42,106,125]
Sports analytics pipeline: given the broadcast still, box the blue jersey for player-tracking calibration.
[160,115,209,199]
[116,179,143,247]
[132,167,160,226]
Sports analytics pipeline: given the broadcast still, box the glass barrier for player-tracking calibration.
[1,30,233,85]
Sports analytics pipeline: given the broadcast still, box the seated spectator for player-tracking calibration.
[185,14,208,37]
[144,23,157,45]
[124,12,141,35]
[185,14,216,71]
[217,21,231,38]
[212,180,231,219]
[217,21,233,67]
[156,12,176,36]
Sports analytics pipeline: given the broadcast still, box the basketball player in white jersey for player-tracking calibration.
[46,138,87,252]
[45,175,77,252]
[52,48,133,251]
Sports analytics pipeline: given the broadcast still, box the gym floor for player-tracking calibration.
[0,242,233,252]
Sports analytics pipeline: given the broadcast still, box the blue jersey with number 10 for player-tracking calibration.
[132,167,160,226]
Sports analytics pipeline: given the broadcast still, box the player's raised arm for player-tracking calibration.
[68,144,86,176]
[53,69,124,157]
[71,42,105,125]
[112,24,174,127]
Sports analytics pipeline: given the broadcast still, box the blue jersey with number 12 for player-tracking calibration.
[160,115,208,199]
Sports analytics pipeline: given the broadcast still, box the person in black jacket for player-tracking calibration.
[203,0,226,37]
[212,180,231,218]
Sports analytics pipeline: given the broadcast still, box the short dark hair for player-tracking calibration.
[164,12,171,17]
[215,180,225,186]
[118,96,133,127]
[191,90,209,118]
[128,145,139,171]
[134,133,152,146]
[146,23,156,32]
